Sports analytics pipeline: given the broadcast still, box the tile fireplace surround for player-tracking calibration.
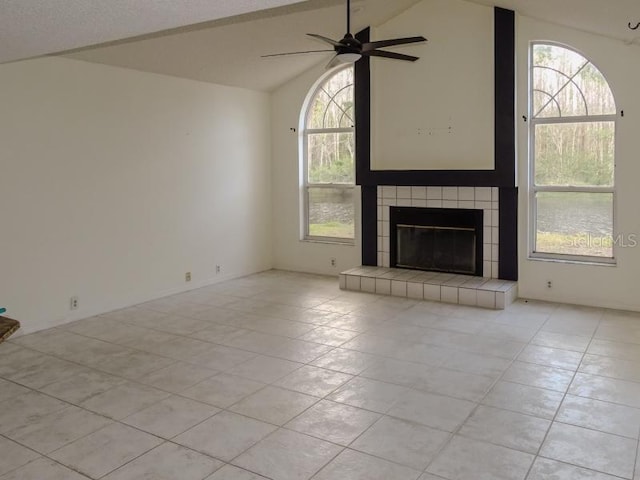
[340,186,517,310]
[377,186,500,278]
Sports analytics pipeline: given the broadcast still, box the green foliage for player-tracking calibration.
[309,152,354,184]
[536,231,613,257]
[308,132,355,184]
[535,122,614,187]
[309,221,354,238]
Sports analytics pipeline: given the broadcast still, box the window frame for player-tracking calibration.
[301,65,356,244]
[528,42,617,264]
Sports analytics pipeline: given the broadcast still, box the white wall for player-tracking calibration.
[0,57,272,333]
[517,17,640,311]
[271,63,361,275]
[370,0,495,171]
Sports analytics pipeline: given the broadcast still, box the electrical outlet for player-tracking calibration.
[330,258,337,267]
[70,296,79,310]
[185,272,192,282]
[215,265,221,274]
[547,280,552,289]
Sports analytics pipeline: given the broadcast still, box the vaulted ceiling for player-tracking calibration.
[0,0,308,64]
[470,0,640,44]
[2,0,639,92]
[64,0,422,91]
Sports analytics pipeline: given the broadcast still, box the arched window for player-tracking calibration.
[530,43,616,261]
[302,66,355,242]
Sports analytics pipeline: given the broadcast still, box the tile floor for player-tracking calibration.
[1,270,640,479]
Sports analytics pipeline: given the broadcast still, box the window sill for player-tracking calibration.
[302,237,355,246]
[528,255,616,267]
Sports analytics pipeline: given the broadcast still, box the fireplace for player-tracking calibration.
[390,207,484,276]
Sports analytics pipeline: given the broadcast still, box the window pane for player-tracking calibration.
[535,192,613,258]
[307,68,354,129]
[308,187,354,239]
[308,132,355,184]
[533,44,616,118]
[535,122,614,187]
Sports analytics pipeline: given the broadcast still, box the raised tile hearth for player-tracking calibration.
[340,266,518,310]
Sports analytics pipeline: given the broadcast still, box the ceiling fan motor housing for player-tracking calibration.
[337,33,362,55]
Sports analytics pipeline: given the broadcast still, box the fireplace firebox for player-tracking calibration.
[390,207,484,276]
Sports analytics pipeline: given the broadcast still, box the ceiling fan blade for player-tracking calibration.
[363,50,420,62]
[326,55,343,69]
[362,36,427,52]
[307,33,342,47]
[261,50,333,58]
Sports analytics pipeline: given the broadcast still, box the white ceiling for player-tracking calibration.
[3,0,640,92]
[469,0,640,45]
[64,0,423,91]
[0,0,307,64]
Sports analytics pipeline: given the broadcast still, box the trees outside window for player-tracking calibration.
[302,66,355,242]
[530,43,616,261]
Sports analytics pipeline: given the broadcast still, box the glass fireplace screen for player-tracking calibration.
[396,224,476,274]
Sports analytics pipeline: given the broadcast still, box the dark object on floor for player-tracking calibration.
[0,316,20,343]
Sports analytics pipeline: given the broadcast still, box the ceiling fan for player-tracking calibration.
[262,0,427,68]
